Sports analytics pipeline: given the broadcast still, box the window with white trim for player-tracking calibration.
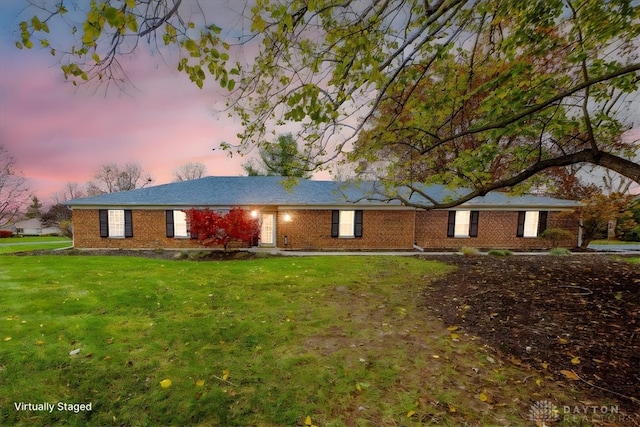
[454,210,471,237]
[108,210,125,237]
[447,210,479,238]
[517,211,547,237]
[173,210,188,237]
[100,209,132,238]
[331,210,363,238]
[339,210,355,238]
[523,211,539,237]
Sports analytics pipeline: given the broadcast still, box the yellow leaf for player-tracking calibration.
[36,340,45,346]
[222,369,230,381]
[196,379,205,387]
[560,370,580,381]
[541,362,548,369]
[406,410,416,417]
[160,379,172,388]
[3,337,11,341]
[478,393,488,402]
[448,404,456,413]
[571,356,580,365]
[535,378,542,386]
[432,355,440,358]
[450,333,459,340]
[447,325,459,331]
[304,415,312,425]
[558,337,568,344]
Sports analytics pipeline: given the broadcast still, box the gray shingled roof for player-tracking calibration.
[66,176,580,209]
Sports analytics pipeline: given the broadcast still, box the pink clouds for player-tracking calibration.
[1,39,246,203]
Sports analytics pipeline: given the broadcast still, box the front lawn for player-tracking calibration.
[0,236,72,254]
[0,255,625,426]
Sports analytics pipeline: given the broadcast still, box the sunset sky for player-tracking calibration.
[1,1,252,204]
[1,1,638,205]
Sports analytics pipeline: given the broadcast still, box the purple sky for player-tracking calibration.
[0,1,250,204]
[1,1,638,204]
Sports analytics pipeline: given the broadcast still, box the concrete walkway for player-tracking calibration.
[250,247,640,257]
[587,243,640,253]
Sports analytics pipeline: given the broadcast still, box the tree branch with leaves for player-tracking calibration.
[18,0,640,207]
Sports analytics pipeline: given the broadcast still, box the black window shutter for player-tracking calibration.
[447,211,456,237]
[331,210,340,238]
[469,211,479,237]
[124,210,133,237]
[354,210,363,238]
[538,211,548,235]
[166,210,174,238]
[99,210,109,237]
[516,211,526,237]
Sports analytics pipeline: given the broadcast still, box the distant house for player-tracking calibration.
[66,176,580,251]
[14,218,61,236]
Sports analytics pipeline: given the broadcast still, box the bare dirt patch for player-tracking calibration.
[422,255,640,412]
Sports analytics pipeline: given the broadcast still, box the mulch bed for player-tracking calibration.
[421,254,640,411]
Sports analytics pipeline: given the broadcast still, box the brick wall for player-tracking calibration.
[73,209,225,250]
[414,210,579,250]
[72,208,579,251]
[275,209,415,250]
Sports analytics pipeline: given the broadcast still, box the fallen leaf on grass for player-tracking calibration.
[304,415,318,426]
[406,410,416,417]
[160,379,172,388]
[448,404,456,413]
[3,337,12,341]
[69,348,80,355]
[355,382,370,392]
[222,369,230,381]
[196,379,205,387]
[447,326,459,331]
[478,393,489,402]
[36,340,45,346]
[571,356,580,365]
[560,370,580,381]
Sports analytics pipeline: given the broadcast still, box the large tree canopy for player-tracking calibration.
[18,0,640,207]
[243,133,313,178]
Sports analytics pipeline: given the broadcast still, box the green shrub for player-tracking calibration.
[549,247,571,256]
[460,246,480,257]
[488,249,513,257]
[539,228,573,247]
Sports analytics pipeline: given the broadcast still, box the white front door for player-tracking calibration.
[260,213,276,246]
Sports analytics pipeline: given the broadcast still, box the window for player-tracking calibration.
[109,210,125,237]
[166,210,188,238]
[447,211,479,238]
[517,211,548,237]
[331,210,363,238]
[99,209,133,238]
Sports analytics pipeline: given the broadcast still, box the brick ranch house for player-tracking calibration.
[66,176,581,251]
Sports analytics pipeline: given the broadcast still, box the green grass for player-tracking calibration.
[0,255,605,426]
[0,236,72,254]
[590,239,640,245]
